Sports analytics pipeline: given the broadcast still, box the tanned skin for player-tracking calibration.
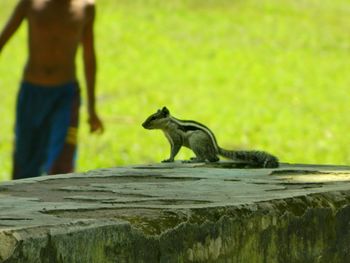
[0,0,104,133]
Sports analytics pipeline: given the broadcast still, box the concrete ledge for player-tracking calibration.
[1,162,350,262]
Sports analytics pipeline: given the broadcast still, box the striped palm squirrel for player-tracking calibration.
[142,107,279,168]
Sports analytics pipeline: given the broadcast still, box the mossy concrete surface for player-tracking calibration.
[1,162,350,262]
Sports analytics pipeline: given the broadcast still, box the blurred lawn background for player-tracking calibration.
[1,0,350,181]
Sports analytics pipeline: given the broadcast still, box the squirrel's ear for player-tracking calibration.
[162,106,170,116]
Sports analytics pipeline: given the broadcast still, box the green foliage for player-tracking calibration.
[1,0,350,181]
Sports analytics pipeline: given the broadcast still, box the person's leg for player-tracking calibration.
[45,82,80,175]
[12,83,50,179]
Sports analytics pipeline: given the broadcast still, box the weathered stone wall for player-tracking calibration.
[163,194,350,263]
[1,163,350,262]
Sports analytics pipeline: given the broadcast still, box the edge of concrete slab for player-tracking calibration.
[1,162,350,262]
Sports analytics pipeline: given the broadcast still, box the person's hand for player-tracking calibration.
[88,112,104,134]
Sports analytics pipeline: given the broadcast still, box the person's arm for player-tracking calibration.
[81,1,103,133]
[0,0,28,52]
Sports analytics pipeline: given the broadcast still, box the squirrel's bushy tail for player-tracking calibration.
[218,148,279,168]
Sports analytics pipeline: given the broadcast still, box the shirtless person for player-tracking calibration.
[0,0,104,179]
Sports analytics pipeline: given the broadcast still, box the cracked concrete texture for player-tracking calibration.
[1,162,350,262]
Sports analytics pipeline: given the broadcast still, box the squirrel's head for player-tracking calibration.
[142,107,170,130]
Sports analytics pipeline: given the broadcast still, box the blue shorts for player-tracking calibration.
[13,81,81,179]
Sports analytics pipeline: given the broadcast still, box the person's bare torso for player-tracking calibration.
[23,0,92,86]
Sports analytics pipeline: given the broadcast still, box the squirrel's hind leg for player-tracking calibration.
[188,131,219,162]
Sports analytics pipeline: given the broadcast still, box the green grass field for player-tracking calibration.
[1,0,350,181]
